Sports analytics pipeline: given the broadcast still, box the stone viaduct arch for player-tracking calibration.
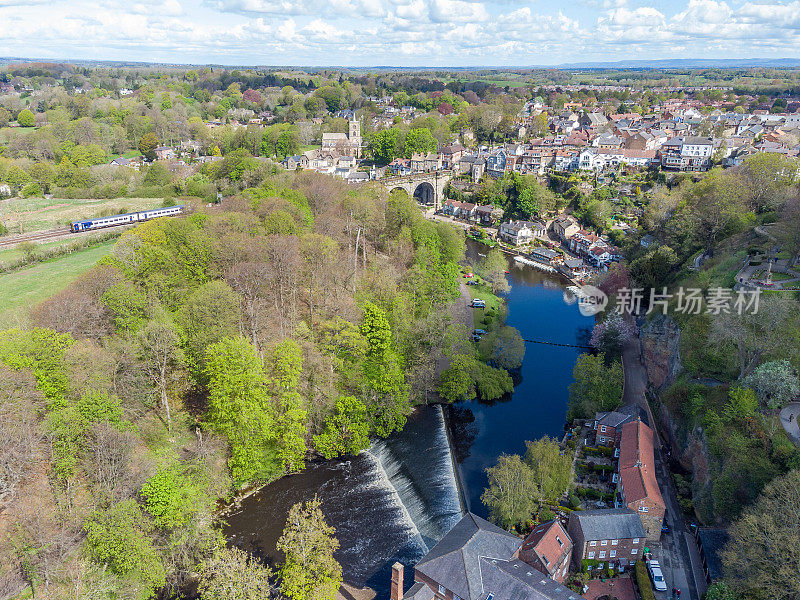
[379,170,454,211]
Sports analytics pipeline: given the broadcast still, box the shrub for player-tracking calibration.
[635,560,655,600]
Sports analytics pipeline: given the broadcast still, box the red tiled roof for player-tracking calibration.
[520,520,571,576]
[619,421,665,508]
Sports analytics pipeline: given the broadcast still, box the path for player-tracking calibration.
[620,315,706,600]
[780,402,800,446]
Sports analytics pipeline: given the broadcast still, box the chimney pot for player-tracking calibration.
[391,562,404,600]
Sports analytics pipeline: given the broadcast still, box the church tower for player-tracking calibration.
[348,117,362,157]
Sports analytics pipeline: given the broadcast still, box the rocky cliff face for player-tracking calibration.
[639,315,683,391]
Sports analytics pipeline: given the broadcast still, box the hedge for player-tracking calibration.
[635,560,656,600]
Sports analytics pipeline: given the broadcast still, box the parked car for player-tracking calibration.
[471,299,486,308]
[647,560,668,592]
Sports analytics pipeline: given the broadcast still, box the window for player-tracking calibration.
[600,425,607,433]
[589,541,597,547]
[601,540,607,546]
[610,550,616,558]
[639,506,649,513]
[611,540,618,546]
[556,536,563,547]
[587,552,595,560]
[454,595,461,600]
[438,585,446,596]
[633,538,640,544]
[599,551,606,559]
[631,549,638,555]
[599,437,605,443]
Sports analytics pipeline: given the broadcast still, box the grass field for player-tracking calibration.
[0,231,116,265]
[0,240,115,329]
[0,197,164,233]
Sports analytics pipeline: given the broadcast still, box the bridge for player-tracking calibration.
[379,170,455,211]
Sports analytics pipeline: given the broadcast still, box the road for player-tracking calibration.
[780,402,800,446]
[620,325,707,600]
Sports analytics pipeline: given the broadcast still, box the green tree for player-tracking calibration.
[404,127,438,157]
[139,131,159,161]
[278,496,342,600]
[482,326,525,371]
[140,464,200,529]
[83,500,166,600]
[277,129,300,158]
[481,453,538,529]
[567,353,624,420]
[721,469,800,600]
[314,396,371,459]
[369,128,401,164]
[360,302,409,437]
[17,109,35,127]
[204,336,280,484]
[705,582,736,600]
[741,360,800,410]
[524,437,572,503]
[478,248,509,293]
[198,546,274,600]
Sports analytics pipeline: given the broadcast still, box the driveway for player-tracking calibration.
[780,402,800,446]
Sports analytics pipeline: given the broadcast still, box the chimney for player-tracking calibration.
[391,562,404,600]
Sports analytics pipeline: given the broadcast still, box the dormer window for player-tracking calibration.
[556,536,563,547]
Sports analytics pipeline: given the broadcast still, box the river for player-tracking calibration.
[223,239,592,597]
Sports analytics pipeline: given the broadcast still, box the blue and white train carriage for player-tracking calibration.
[70,205,185,233]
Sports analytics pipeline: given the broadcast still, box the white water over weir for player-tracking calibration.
[365,405,464,550]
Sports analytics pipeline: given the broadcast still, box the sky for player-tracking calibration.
[2,0,800,67]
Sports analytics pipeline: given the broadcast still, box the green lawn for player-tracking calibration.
[0,231,113,265]
[0,240,115,329]
[0,196,163,233]
[465,279,505,329]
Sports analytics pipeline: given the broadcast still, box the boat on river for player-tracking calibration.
[513,255,557,273]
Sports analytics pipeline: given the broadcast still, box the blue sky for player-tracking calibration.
[2,0,800,66]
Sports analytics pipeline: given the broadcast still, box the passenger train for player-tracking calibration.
[70,205,185,233]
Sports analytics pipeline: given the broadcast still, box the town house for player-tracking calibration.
[567,508,646,568]
[615,420,666,541]
[499,220,536,246]
[517,520,573,583]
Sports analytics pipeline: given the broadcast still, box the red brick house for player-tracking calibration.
[616,420,665,541]
[567,508,646,569]
[516,520,573,583]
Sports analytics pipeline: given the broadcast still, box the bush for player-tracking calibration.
[568,493,581,509]
[635,560,655,600]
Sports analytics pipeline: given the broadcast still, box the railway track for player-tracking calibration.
[0,227,73,249]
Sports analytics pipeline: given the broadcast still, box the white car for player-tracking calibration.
[647,560,668,592]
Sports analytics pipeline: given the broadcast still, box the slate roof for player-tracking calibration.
[478,558,580,600]
[568,508,645,541]
[697,528,729,582]
[595,405,648,429]
[404,582,435,600]
[416,513,523,600]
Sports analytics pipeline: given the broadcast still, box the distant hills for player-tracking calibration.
[3,56,800,71]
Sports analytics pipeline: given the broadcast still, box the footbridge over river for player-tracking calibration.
[380,170,455,211]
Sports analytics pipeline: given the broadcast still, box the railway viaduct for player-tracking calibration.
[379,170,455,211]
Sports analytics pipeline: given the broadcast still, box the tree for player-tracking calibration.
[83,500,166,600]
[277,129,300,158]
[140,464,199,529]
[404,127,437,157]
[524,437,572,504]
[704,582,736,600]
[138,131,159,161]
[481,453,538,529]
[478,248,509,293]
[567,353,623,420]
[589,313,636,362]
[198,546,273,600]
[629,245,678,288]
[683,170,750,253]
[137,311,184,432]
[709,294,800,378]
[741,360,800,410]
[738,152,798,211]
[204,336,279,484]
[17,109,35,127]
[369,128,401,164]
[278,496,342,600]
[313,396,371,459]
[482,326,525,371]
[721,469,800,600]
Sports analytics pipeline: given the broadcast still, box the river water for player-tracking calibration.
[223,239,592,596]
